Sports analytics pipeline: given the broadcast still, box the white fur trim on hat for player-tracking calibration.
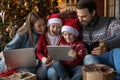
[47,18,62,27]
[62,26,79,37]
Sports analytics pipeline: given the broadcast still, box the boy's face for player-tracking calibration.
[48,23,61,36]
[62,31,77,43]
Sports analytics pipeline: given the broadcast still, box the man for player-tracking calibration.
[76,0,120,79]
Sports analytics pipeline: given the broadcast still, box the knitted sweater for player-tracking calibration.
[83,16,120,50]
[58,37,85,66]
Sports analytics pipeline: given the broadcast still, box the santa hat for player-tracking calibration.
[47,13,63,27]
[61,19,80,37]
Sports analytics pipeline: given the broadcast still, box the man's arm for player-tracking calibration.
[92,19,120,55]
[105,19,120,50]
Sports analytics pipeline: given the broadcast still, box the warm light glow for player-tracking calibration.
[58,0,61,3]
[51,0,61,3]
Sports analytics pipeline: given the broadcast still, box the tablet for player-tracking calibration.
[3,48,37,69]
[47,45,73,61]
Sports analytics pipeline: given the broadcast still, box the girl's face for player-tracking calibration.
[33,18,46,34]
[62,31,77,43]
[48,23,61,36]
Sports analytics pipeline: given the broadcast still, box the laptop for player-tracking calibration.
[3,48,37,69]
[47,45,73,61]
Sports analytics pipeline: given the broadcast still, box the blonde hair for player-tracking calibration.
[17,10,46,45]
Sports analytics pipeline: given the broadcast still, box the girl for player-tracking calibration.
[36,13,63,80]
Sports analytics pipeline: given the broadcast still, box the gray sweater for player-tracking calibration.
[82,16,120,50]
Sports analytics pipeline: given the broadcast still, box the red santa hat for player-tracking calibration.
[47,13,63,27]
[61,19,80,37]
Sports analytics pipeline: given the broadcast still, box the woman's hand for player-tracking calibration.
[68,50,77,58]
[92,41,109,55]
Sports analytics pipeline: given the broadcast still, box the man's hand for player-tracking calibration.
[92,42,109,55]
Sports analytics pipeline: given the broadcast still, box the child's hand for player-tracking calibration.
[68,50,77,58]
[41,57,53,66]
[42,57,49,64]
[45,60,53,66]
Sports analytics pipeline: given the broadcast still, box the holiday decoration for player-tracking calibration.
[0,0,59,51]
[0,71,36,80]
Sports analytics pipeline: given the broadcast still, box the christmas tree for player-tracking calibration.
[0,0,59,51]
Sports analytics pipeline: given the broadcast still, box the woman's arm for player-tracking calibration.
[4,34,23,50]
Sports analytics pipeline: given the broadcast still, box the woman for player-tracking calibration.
[3,10,47,73]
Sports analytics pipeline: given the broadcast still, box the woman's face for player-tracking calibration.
[62,31,77,43]
[33,18,46,34]
[48,23,61,36]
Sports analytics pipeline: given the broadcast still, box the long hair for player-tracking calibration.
[17,11,46,45]
[76,0,97,14]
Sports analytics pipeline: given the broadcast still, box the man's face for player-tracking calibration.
[76,8,95,26]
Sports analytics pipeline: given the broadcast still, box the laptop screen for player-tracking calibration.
[3,48,37,69]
